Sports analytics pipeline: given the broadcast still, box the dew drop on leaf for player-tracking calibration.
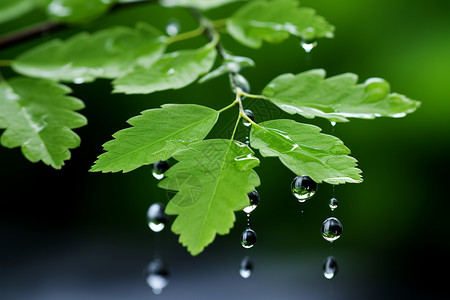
[147,202,168,232]
[323,256,338,279]
[291,175,317,202]
[144,258,170,294]
[152,160,170,180]
[239,256,254,279]
[329,197,338,211]
[363,77,390,103]
[243,190,259,213]
[241,228,257,248]
[321,217,343,242]
[242,109,255,127]
[166,20,180,37]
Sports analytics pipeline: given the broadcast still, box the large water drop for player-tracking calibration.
[241,228,257,248]
[243,190,259,213]
[242,109,255,127]
[152,160,170,180]
[147,202,168,232]
[321,217,343,242]
[291,175,318,202]
[239,256,254,279]
[144,258,170,294]
[323,256,338,279]
[329,197,338,211]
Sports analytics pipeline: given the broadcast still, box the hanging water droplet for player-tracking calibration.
[243,190,259,213]
[165,20,180,37]
[323,256,338,279]
[291,175,318,202]
[147,202,168,232]
[321,217,343,242]
[231,73,250,94]
[300,27,317,53]
[239,256,254,278]
[329,197,338,211]
[330,121,336,127]
[242,109,255,127]
[241,228,257,248]
[144,258,170,294]
[152,160,170,180]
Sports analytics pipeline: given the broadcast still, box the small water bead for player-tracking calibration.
[144,258,170,294]
[243,190,259,213]
[239,256,254,279]
[152,160,170,180]
[363,77,390,103]
[165,20,180,37]
[321,217,343,242]
[291,175,318,202]
[300,40,317,53]
[323,256,338,279]
[242,109,255,127]
[329,197,338,211]
[147,202,168,232]
[241,228,257,248]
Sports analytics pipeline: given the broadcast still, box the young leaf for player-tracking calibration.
[159,139,260,255]
[0,77,87,169]
[250,119,362,184]
[90,104,219,173]
[160,0,245,11]
[112,44,217,94]
[12,23,167,83]
[227,0,334,48]
[263,69,421,122]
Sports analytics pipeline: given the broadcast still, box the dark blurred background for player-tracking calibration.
[1,0,449,299]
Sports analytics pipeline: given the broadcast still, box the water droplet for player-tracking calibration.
[147,202,168,232]
[239,256,254,278]
[231,73,250,94]
[363,77,390,103]
[241,228,257,248]
[330,121,336,127]
[329,197,338,211]
[300,40,317,53]
[243,190,259,213]
[321,217,343,242]
[165,20,180,37]
[323,256,338,279]
[144,258,170,294]
[152,160,170,180]
[73,77,85,84]
[291,175,318,202]
[242,109,255,127]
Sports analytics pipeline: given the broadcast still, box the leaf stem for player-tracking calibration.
[167,26,206,44]
[240,91,270,101]
[218,99,238,113]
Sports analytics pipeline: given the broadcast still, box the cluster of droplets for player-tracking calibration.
[144,161,172,294]
[239,190,260,278]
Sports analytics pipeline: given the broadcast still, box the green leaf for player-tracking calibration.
[45,0,114,23]
[160,0,245,10]
[159,139,260,255]
[0,77,87,169]
[227,0,334,48]
[250,119,362,184]
[262,69,421,122]
[90,104,219,173]
[12,23,167,83]
[0,0,36,24]
[112,44,217,94]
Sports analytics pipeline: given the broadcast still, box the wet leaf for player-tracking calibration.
[0,77,87,169]
[159,139,260,255]
[160,0,245,11]
[12,23,167,83]
[250,119,362,184]
[227,0,334,48]
[263,69,421,122]
[90,104,219,173]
